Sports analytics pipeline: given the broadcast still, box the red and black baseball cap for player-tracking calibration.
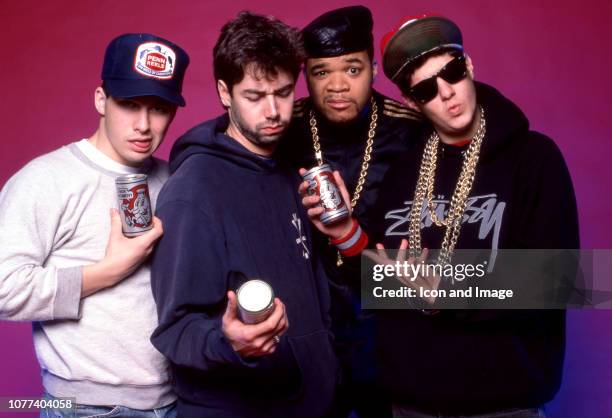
[101,33,190,107]
[381,15,463,84]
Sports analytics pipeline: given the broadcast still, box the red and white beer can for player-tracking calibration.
[302,163,349,225]
[115,174,153,237]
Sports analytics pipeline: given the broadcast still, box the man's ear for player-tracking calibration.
[217,80,232,108]
[465,54,475,79]
[401,94,421,113]
[372,60,378,78]
[94,87,107,116]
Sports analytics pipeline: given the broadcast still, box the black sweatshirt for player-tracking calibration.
[278,90,422,221]
[364,82,580,414]
[276,92,422,386]
[150,114,338,418]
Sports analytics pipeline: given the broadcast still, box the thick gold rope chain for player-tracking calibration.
[308,97,378,266]
[308,96,378,210]
[408,106,486,266]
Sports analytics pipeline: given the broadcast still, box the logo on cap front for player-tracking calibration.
[134,42,176,80]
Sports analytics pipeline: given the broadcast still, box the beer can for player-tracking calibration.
[236,279,275,324]
[115,174,153,237]
[302,163,349,225]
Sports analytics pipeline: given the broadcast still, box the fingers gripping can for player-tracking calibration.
[236,280,275,324]
[302,163,349,225]
[115,174,153,237]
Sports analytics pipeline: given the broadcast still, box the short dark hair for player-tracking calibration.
[397,48,462,97]
[213,11,304,92]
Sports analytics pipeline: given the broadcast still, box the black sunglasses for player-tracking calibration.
[408,55,468,104]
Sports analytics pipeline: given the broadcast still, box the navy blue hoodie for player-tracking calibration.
[150,114,338,418]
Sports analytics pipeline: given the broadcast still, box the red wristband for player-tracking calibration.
[330,218,359,246]
[331,218,369,257]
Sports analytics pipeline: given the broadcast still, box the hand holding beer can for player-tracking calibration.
[236,279,275,324]
[115,174,153,237]
[302,163,349,225]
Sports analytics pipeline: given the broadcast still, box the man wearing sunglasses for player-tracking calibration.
[276,6,422,418]
[358,15,579,417]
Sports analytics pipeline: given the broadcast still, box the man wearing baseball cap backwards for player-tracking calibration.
[363,15,578,417]
[0,33,189,417]
[277,7,421,417]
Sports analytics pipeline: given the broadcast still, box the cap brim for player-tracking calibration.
[104,78,186,107]
[383,16,463,82]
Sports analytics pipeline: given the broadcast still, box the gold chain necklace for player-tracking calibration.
[309,96,378,265]
[408,106,486,266]
[308,96,378,209]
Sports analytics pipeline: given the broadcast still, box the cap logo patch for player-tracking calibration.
[134,42,176,80]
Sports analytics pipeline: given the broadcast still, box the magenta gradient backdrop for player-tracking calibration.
[1,1,611,417]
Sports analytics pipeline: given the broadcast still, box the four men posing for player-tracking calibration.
[0,7,577,418]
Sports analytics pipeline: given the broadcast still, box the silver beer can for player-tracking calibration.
[302,163,349,225]
[236,279,275,324]
[115,174,153,237]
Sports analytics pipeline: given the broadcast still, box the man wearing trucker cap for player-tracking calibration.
[366,15,579,417]
[0,33,189,417]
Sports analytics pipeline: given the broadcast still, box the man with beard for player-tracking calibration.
[277,6,422,418]
[150,12,340,418]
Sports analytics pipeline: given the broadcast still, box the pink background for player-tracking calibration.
[1,1,611,416]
